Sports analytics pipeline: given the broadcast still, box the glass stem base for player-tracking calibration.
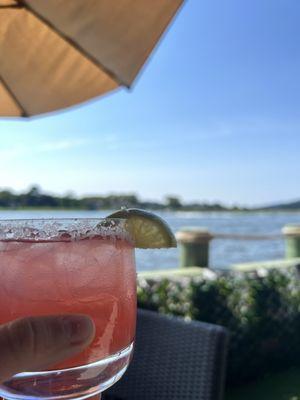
[0,343,133,400]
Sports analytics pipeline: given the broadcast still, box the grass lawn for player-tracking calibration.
[226,368,300,400]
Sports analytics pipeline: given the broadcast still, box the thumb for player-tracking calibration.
[0,314,95,383]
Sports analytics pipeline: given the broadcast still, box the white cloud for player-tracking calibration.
[0,138,88,161]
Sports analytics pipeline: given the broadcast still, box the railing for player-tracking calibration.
[176,224,300,269]
[213,233,282,240]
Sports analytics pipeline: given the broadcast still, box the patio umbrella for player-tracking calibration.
[0,0,183,117]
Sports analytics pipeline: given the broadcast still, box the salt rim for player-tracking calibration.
[0,218,132,242]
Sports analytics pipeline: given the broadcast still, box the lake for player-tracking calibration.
[0,210,300,271]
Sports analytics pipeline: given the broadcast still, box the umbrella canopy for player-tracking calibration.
[0,0,183,117]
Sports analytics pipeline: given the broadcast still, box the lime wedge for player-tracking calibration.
[107,208,177,249]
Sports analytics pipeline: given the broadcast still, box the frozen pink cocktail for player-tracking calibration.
[0,219,136,400]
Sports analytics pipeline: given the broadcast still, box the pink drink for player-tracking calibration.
[0,219,136,400]
[0,236,136,368]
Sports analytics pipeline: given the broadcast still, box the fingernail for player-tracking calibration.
[62,315,95,345]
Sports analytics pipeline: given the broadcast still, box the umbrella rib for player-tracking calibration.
[0,75,28,117]
[17,0,129,88]
[0,4,23,7]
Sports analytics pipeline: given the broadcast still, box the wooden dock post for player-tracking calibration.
[176,228,213,268]
[282,225,300,258]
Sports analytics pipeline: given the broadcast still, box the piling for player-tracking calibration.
[176,228,213,268]
[282,225,300,258]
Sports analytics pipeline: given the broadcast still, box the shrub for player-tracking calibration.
[137,266,300,386]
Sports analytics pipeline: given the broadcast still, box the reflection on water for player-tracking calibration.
[0,209,300,270]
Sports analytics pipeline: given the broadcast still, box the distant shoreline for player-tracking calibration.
[0,186,299,212]
[0,207,299,213]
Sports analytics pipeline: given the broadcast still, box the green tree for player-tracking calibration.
[165,196,182,209]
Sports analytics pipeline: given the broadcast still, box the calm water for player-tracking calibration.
[0,210,300,271]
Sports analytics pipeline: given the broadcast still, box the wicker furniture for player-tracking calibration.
[105,309,229,400]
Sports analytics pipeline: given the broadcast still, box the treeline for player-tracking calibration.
[0,186,246,211]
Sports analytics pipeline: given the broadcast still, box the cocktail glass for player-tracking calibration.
[0,218,136,400]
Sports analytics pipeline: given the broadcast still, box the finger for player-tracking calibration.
[0,314,95,383]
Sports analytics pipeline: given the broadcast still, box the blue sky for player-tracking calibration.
[0,0,300,206]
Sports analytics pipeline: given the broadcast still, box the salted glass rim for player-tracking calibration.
[0,218,126,222]
[0,218,130,242]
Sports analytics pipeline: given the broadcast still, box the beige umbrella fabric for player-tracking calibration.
[0,0,183,117]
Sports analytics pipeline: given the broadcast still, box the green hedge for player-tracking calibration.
[137,266,300,386]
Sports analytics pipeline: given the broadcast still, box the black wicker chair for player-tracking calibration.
[104,309,229,400]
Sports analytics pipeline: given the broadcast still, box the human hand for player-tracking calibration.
[0,314,95,383]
